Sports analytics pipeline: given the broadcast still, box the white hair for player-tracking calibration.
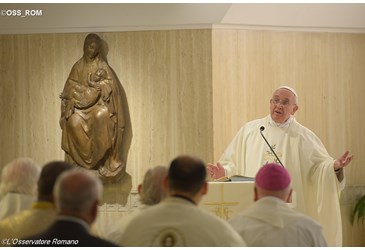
[256,183,292,201]
[276,85,298,104]
[140,166,168,205]
[0,158,41,199]
[54,169,102,213]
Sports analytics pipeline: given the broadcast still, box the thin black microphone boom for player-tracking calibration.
[259,126,285,168]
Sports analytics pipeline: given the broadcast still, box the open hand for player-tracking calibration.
[334,150,354,171]
[207,162,225,180]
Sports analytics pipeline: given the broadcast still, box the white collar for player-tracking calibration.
[268,115,293,129]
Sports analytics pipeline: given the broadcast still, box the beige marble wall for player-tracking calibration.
[212,29,365,246]
[1,28,364,245]
[0,30,214,192]
[212,29,365,185]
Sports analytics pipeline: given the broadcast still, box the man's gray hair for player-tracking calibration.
[54,169,102,213]
[0,158,41,199]
[140,166,168,205]
[276,85,298,104]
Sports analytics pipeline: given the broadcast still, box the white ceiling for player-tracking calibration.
[1,3,365,34]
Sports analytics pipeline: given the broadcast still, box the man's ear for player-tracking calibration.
[254,187,258,202]
[201,181,208,195]
[90,200,98,224]
[163,176,169,190]
[286,188,293,203]
[291,104,299,115]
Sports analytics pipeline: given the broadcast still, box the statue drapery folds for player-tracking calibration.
[60,33,126,183]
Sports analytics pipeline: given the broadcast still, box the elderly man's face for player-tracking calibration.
[270,88,298,124]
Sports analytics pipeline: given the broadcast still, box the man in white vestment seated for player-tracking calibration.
[0,158,41,220]
[0,161,73,246]
[119,155,247,247]
[107,165,168,244]
[207,86,354,246]
[229,163,327,247]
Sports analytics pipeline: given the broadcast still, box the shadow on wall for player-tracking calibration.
[101,36,133,204]
[102,172,132,205]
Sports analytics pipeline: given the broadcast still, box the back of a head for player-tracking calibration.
[140,166,168,205]
[37,161,74,202]
[168,155,206,195]
[255,163,292,200]
[54,169,102,214]
[0,158,41,198]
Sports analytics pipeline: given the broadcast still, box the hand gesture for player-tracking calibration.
[207,162,225,180]
[334,150,354,171]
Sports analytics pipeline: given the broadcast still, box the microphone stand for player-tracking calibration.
[259,126,285,168]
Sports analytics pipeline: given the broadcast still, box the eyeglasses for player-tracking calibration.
[270,98,294,107]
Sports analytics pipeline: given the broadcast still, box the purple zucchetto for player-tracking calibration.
[255,163,291,191]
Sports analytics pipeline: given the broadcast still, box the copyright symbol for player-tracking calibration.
[0,10,6,16]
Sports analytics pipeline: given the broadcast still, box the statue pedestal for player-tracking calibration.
[99,163,126,184]
[101,172,132,205]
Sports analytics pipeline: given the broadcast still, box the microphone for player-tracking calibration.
[259,126,285,168]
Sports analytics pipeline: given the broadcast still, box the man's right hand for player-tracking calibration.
[207,162,225,180]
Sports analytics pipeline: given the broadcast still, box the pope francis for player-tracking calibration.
[207,86,353,246]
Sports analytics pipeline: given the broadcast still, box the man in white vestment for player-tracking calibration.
[119,155,246,247]
[229,163,327,246]
[0,161,73,246]
[0,158,41,220]
[207,86,354,246]
[107,165,168,244]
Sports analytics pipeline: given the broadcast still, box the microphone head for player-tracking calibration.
[260,126,265,131]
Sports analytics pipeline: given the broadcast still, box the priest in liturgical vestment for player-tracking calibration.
[120,155,246,247]
[229,163,327,246]
[207,86,353,246]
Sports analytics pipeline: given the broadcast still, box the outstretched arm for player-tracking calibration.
[334,150,354,170]
[333,150,354,182]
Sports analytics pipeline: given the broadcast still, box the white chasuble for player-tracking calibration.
[220,115,343,246]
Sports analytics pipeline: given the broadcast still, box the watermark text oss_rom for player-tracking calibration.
[0,9,43,17]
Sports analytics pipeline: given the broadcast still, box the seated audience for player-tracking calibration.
[17,169,118,247]
[107,165,168,244]
[0,161,73,246]
[228,163,327,247]
[119,155,246,247]
[0,158,41,220]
